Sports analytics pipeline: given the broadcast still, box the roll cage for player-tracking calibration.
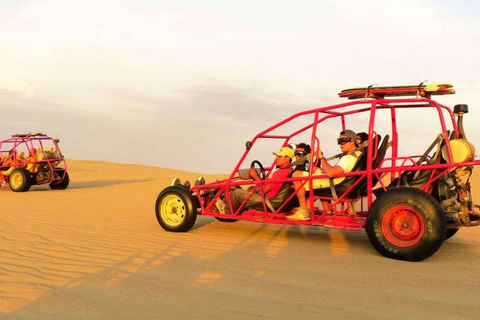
[191,97,480,230]
[0,133,67,186]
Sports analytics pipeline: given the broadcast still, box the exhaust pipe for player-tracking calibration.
[453,104,469,140]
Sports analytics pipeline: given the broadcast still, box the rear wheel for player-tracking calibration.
[366,188,447,262]
[155,186,197,232]
[9,168,32,192]
[49,170,70,190]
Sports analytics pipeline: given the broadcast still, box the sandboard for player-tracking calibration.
[339,83,455,99]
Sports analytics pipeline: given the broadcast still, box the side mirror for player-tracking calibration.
[245,141,252,150]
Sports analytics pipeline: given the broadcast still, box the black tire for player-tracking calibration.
[49,170,70,190]
[155,186,197,232]
[445,228,459,240]
[366,188,447,262]
[8,168,32,192]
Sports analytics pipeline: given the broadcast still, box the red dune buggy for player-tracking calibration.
[0,133,69,192]
[155,83,480,261]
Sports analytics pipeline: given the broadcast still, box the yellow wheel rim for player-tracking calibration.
[10,171,23,189]
[160,194,186,227]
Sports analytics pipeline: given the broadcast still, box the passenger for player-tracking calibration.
[22,148,40,173]
[27,148,37,162]
[16,149,33,164]
[288,130,359,221]
[223,147,294,214]
[293,143,311,172]
[356,132,369,152]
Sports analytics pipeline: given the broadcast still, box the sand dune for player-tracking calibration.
[1,160,480,319]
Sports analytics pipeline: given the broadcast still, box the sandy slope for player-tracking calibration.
[1,160,480,320]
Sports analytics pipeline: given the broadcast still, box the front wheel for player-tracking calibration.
[366,188,447,262]
[155,186,197,232]
[9,168,32,192]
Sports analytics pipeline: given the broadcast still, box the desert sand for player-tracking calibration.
[1,159,480,320]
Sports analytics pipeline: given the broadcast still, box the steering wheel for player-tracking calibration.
[250,160,266,180]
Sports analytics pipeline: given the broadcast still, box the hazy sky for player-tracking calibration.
[1,0,479,173]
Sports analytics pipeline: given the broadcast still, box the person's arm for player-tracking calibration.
[249,167,273,194]
[3,156,14,166]
[318,158,344,177]
[317,148,344,177]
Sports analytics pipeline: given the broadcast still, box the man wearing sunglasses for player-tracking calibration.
[288,130,359,221]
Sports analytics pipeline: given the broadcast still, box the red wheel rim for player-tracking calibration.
[381,205,425,248]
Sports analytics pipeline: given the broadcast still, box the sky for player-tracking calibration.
[1,0,480,174]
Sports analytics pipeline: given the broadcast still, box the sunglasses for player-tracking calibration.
[337,138,352,145]
[294,151,306,157]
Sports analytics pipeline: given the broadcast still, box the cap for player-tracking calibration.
[273,147,294,158]
[340,129,356,140]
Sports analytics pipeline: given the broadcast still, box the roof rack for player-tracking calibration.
[11,132,47,138]
[339,83,455,100]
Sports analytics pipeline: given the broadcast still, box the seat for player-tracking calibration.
[384,133,446,192]
[36,148,44,161]
[270,180,299,212]
[44,147,57,159]
[358,134,390,196]
[313,148,368,200]
[315,134,389,200]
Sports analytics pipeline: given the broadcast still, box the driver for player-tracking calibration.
[0,150,16,183]
[22,148,40,173]
[223,147,294,214]
[1,150,16,168]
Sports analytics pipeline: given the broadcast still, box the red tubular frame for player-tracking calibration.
[0,135,68,186]
[191,96,480,230]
